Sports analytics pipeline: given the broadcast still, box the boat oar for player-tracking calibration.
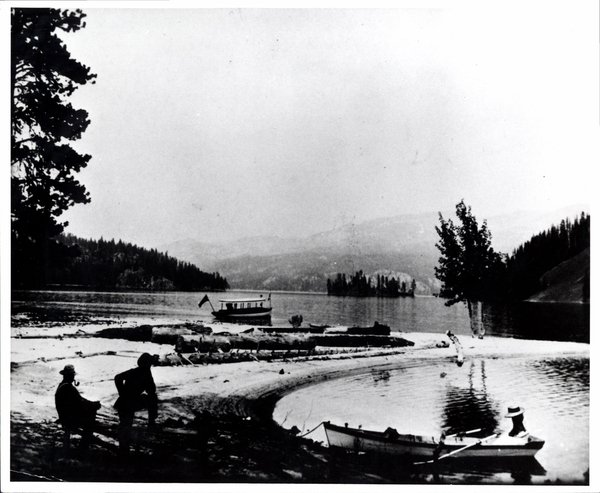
[414,433,499,465]
[445,428,481,439]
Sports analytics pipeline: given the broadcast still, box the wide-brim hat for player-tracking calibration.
[59,364,76,375]
[505,406,525,418]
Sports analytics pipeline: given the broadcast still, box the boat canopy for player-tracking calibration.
[218,297,270,303]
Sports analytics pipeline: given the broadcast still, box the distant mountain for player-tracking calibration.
[160,205,589,293]
[209,250,439,294]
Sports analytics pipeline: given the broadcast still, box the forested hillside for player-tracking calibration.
[528,248,590,302]
[503,212,590,301]
[327,271,416,297]
[21,234,229,292]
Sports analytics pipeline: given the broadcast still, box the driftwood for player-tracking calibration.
[176,335,232,353]
[235,333,315,351]
[327,322,391,336]
[14,330,92,339]
[11,350,118,367]
[95,324,212,344]
[261,327,325,334]
[95,325,153,342]
[176,332,316,353]
[347,322,391,336]
[152,327,197,345]
[187,349,315,365]
[312,335,413,348]
[156,349,318,366]
[446,330,464,366]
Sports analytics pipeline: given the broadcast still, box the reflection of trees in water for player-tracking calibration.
[483,302,589,344]
[441,360,500,434]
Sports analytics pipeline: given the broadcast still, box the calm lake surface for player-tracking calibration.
[11,289,589,343]
[12,290,590,484]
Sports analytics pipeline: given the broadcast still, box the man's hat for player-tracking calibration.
[505,406,525,418]
[59,364,76,375]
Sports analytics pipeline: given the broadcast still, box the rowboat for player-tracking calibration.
[323,422,544,460]
[199,293,272,321]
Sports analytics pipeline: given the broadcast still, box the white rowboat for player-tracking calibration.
[323,422,544,460]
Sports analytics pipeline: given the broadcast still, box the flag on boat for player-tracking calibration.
[198,295,210,308]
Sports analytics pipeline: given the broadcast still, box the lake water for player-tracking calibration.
[12,289,590,484]
[273,356,589,485]
[11,289,589,343]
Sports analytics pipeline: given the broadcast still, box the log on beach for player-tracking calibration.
[235,333,316,351]
[312,334,414,348]
[261,327,326,334]
[176,333,317,353]
[150,325,212,345]
[176,334,233,353]
[152,327,198,344]
[347,322,391,336]
[95,325,153,342]
[94,324,213,344]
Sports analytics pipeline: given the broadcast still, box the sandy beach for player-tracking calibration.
[8,315,590,486]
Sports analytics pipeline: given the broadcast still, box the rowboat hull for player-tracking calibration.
[324,422,544,459]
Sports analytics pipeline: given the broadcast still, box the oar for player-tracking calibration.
[414,433,499,465]
[445,428,482,439]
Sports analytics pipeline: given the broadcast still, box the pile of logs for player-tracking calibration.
[175,332,317,353]
[157,349,317,366]
[92,324,417,366]
[312,334,413,347]
[95,324,212,343]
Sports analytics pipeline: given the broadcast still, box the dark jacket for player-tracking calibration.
[114,367,156,412]
[55,381,99,428]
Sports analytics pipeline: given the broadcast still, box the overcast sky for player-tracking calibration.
[26,5,598,249]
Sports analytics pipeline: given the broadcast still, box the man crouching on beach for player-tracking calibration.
[114,353,159,456]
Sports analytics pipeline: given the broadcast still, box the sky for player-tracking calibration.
[8,3,600,250]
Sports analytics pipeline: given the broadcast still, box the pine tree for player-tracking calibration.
[435,200,504,338]
[12,8,96,287]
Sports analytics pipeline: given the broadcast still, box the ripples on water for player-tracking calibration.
[273,357,589,484]
[12,290,589,343]
[12,290,590,484]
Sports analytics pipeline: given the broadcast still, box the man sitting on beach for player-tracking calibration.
[114,352,159,455]
[55,364,102,454]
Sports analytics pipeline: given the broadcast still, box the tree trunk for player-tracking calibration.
[467,299,485,339]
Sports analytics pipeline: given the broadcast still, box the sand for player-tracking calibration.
[7,315,590,486]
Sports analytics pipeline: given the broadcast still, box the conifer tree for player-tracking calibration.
[11,8,96,287]
[435,200,503,338]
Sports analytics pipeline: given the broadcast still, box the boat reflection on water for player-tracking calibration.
[423,455,547,484]
[327,446,546,484]
[433,360,546,483]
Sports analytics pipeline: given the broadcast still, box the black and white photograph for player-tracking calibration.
[2,2,596,491]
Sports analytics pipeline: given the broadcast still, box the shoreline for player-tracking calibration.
[8,316,591,485]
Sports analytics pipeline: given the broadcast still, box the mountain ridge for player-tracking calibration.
[160,204,589,293]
